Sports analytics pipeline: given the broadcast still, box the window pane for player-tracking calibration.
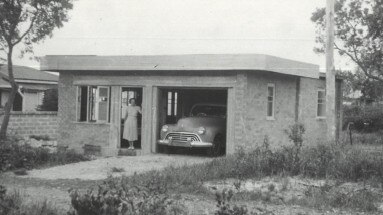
[317,104,325,117]
[97,87,109,122]
[268,87,274,97]
[267,101,273,117]
[167,92,172,116]
[89,86,97,121]
[318,90,325,99]
[174,92,178,116]
[79,86,88,121]
[267,85,274,117]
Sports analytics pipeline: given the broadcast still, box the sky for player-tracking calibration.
[12,0,353,71]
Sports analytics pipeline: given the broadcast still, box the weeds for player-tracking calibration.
[110,167,125,173]
[294,184,379,212]
[68,175,187,215]
[0,185,60,215]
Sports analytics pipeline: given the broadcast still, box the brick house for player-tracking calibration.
[0,65,58,112]
[41,54,342,156]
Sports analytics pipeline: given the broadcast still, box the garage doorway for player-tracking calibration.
[120,87,142,149]
[157,88,228,155]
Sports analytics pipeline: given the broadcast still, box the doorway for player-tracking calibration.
[120,87,143,149]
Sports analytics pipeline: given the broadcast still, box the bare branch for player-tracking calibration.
[11,11,38,46]
[334,42,383,82]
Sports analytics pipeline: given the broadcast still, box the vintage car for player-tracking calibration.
[157,103,226,156]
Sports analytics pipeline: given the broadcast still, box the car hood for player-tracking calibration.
[176,117,225,129]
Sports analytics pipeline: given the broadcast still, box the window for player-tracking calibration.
[267,83,275,119]
[77,86,110,123]
[317,89,326,117]
[167,91,178,117]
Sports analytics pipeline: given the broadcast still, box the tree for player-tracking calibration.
[0,0,73,139]
[311,0,383,82]
[342,69,383,104]
[38,88,58,111]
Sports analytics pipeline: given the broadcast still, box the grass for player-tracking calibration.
[340,130,383,145]
[100,142,383,212]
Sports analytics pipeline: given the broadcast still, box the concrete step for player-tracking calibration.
[118,148,143,156]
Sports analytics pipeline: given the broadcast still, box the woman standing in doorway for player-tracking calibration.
[123,98,142,149]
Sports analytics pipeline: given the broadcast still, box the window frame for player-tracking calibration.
[76,85,111,123]
[316,89,326,118]
[266,83,276,120]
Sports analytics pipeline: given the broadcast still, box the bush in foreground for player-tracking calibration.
[0,138,89,172]
[68,174,187,215]
[0,185,60,215]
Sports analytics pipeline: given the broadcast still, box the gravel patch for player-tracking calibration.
[20,154,212,180]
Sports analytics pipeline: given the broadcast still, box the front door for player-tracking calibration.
[121,87,143,149]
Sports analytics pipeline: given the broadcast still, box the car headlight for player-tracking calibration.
[161,125,169,133]
[197,127,206,135]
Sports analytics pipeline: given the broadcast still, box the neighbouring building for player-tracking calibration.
[41,54,342,156]
[0,65,58,112]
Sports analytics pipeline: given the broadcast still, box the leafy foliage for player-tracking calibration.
[311,0,383,82]
[0,0,73,54]
[0,137,89,172]
[38,88,58,111]
[343,105,383,132]
[342,69,383,104]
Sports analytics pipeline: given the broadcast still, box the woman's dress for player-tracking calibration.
[123,105,141,141]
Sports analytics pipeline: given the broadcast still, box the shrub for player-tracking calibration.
[68,175,187,215]
[0,138,89,172]
[38,88,58,111]
[343,105,383,132]
[29,135,51,141]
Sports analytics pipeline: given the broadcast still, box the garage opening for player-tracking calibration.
[157,88,228,156]
[120,87,142,149]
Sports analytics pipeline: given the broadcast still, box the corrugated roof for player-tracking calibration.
[0,64,58,82]
[40,54,320,79]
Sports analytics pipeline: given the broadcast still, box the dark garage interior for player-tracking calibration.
[157,88,228,155]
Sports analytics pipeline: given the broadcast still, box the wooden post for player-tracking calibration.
[326,0,336,142]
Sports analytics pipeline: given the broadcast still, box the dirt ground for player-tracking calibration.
[21,154,212,180]
[1,154,382,214]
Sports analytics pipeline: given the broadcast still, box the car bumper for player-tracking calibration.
[157,139,213,148]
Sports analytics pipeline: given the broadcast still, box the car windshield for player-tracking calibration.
[191,105,226,117]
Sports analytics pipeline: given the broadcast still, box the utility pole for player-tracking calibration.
[326,0,336,142]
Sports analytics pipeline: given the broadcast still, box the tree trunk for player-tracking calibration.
[0,47,18,140]
[326,0,336,142]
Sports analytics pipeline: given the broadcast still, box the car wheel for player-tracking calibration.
[207,135,225,157]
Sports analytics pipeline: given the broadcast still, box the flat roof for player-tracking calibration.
[40,54,320,79]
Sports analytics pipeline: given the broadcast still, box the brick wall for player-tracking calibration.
[243,72,297,149]
[0,111,58,139]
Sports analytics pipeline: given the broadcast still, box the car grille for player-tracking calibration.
[165,132,201,143]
